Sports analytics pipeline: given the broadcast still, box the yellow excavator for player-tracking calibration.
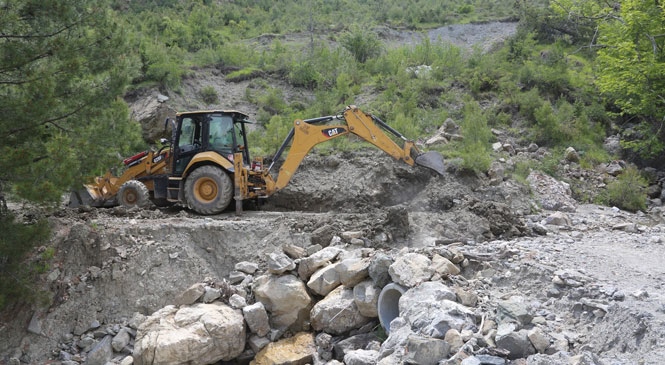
[70,106,445,215]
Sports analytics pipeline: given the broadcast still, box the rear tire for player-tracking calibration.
[118,180,150,209]
[184,165,233,215]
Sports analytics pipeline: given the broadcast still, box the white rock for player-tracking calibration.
[133,303,245,365]
[311,286,371,335]
[388,253,433,287]
[253,274,313,330]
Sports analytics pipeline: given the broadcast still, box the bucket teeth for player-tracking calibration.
[415,151,445,175]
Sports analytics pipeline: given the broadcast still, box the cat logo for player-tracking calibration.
[322,127,346,138]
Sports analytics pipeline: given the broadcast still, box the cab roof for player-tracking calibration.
[176,110,250,120]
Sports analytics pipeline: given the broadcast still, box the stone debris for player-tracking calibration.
[12,211,665,365]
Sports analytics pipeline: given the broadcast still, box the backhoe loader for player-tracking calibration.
[70,106,445,215]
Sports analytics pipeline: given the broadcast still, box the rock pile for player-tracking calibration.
[126,241,488,365]
[48,226,620,365]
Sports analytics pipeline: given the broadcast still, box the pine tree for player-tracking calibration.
[0,0,143,205]
[0,0,143,309]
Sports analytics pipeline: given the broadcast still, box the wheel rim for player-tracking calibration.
[193,177,218,203]
[123,189,138,205]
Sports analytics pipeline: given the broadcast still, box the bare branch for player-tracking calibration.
[46,121,72,133]
[590,25,600,49]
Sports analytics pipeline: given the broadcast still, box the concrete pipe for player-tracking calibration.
[377,282,407,333]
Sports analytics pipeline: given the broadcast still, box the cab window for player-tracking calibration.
[209,115,234,150]
[179,117,200,148]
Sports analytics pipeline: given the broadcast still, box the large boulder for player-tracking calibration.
[86,335,113,365]
[402,335,450,365]
[243,302,270,337]
[267,251,296,275]
[344,349,379,365]
[127,91,176,143]
[251,332,315,365]
[527,171,577,212]
[399,282,474,338]
[337,258,370,287]
[311,286,372,335]
[388,252,433,287]
[307,262,342,296]
[495,327,536,360]
[253,274,313,331]
[298,247,345,280]
[353,280,380,318]
[368,253,393,288]
[133,303,245,365]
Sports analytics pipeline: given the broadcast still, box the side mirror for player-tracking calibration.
[160,137,170,146]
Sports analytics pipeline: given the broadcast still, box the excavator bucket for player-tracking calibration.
[415,151,446,175]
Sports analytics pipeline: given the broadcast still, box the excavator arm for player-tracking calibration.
[255,106,445,197]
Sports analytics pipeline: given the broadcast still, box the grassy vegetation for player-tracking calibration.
[599,166,648,212]
[116,0,648,206]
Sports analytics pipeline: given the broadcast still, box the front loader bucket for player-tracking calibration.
[68,186,106,208]
[415,151,446,176]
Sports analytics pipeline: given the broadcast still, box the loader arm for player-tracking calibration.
[75,149,170,206]
[262,106,442,196]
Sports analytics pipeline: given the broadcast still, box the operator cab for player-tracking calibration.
[172,110,251,175]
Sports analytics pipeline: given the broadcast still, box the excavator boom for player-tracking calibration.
[239,106,444,203]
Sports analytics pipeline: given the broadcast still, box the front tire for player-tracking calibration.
[184,165,233,215]
[118,180,150,208]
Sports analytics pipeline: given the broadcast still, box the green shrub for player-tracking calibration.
[444,100,492,173]
[459,141,492,173]
[515,88,544,121]
[288,61,320,89]
[603,166,647,212]
[620,121,665,161]
[257,87,288,116]
[431,43,463,80]
[140,41,186,88]
[507,31,538,63]
[458,5,474,14]
[226,68,263,82]
[199,86,219,104]
[250,114,293,155]
[340,26,383,63]
[532,101,564,145]
[511,159,534,185]
[536,147,562,177]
